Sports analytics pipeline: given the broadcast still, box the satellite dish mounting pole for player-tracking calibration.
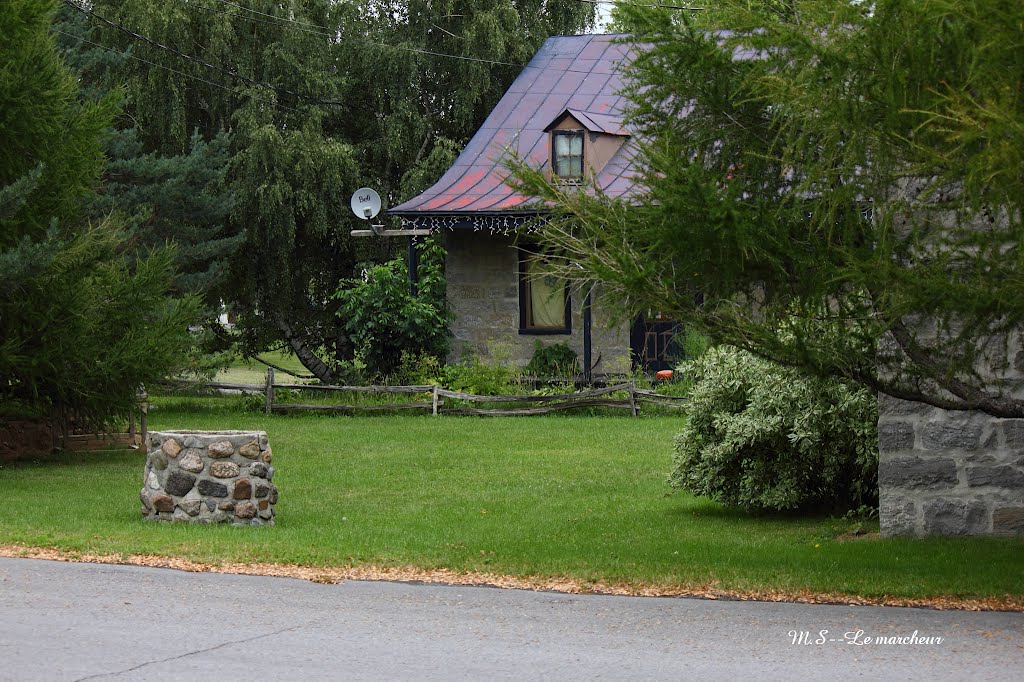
[407,235,419,297]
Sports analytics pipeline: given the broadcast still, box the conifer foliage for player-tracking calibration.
[0,0,198,429]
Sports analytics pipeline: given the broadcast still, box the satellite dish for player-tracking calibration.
[350,188,382,220]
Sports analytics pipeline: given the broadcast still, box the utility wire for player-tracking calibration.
[207,0,522,66]
[213,0,332,31]
[576,0,706,9]
[66,0,632,102]
[63,0,345,107]
[52,28,302,114]
[193,1,339,40]
[200,0,631,77]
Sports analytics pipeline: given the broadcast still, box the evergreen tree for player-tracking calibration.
[55,4,241,318]
[513,0,1024,416]
[1,0,110,243]
[91,129,239,304]
[1,0,198,429]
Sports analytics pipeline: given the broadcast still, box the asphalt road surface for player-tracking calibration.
[1,557,1021,681]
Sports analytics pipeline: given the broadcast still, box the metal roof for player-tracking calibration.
[546,108,629,136]
[388,34,643,222]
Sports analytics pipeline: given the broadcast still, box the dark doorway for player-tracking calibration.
[630,315,681,373]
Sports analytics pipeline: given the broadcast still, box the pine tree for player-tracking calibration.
[1,0,198,429]
[55,4,241,314]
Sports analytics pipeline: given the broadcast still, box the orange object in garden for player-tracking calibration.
[656,370,673,381]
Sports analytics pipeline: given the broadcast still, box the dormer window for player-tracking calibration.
[544,109,630,185]
[552,130,584,180]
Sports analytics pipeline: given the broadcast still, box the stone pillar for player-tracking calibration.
[879,396,1024,536]
[140,430,277,526]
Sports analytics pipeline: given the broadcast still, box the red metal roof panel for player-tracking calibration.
[390,34,646,218]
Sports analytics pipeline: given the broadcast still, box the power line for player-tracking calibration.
[214,0,333,32]
[199,0,630,77]
[576,0,706,9]
[206,0,523,67]
[63,0,345,107]
[192,1,338,40]
[52,28,302,114]
[65,0,632,104]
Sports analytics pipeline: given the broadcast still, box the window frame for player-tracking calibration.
[551,129,585,182]
[518,246,572,335]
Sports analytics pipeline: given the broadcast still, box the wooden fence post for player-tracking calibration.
[130,384,148,448]
[432,385,439,416]
[265,367,275,414]
[61,405,70,449]
[140,400,148,450]
[629,381,638,417]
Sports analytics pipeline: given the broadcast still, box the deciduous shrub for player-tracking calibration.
[669,345,878,513]
[441,357,522,396]
[334,238,449,379]
[681,328,711,361]
[524,340,579,377]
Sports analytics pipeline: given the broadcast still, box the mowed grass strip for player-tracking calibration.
[0,396,1021,602]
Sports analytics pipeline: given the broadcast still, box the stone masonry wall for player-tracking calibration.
[141,430,277,526]
[444,230,630,370]
[877,184,1024,536]
[879,393,1024,537]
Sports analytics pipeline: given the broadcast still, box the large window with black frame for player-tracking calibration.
[519,247,571,334]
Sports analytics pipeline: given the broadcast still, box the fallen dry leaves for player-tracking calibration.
[1,543,1020,612]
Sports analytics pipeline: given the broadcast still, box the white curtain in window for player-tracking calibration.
[555,132,583,178]
[555,133,572,156]
[567,134,582,176]
[529,258,565,328]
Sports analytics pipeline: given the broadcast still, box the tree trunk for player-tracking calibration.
[334,318,354,365]
[276,318,335,385]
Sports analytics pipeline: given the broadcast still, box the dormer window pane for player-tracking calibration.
[553,130,584,179]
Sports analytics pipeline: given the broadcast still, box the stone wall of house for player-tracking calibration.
[878,354,1024,537]
[877,191,1023,537]
[141,430,277,526]
[444,230,630,371]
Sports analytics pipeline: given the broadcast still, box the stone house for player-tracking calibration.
[389,34,675,374]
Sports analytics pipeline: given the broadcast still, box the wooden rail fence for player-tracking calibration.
[177,368,687,417]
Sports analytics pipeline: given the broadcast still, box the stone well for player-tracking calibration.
[141,430,277,526]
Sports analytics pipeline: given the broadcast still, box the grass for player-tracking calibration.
[1,394,1022,604]
[215,349,316,385]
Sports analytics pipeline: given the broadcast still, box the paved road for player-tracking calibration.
[1,557,1021,681]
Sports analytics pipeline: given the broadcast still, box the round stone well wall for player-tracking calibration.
[141,430,277,526]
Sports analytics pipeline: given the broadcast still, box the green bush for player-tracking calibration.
[669,345,878,513]
[681,328,711,361]
[440,343,523,396]
[334,237,449,379]
[524,340,579,377]
[392,351,442,386]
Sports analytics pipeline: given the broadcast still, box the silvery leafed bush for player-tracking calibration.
[670,346,878,513]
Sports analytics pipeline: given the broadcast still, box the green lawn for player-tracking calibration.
[214,349,316,385]
[1,395,1021,604]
